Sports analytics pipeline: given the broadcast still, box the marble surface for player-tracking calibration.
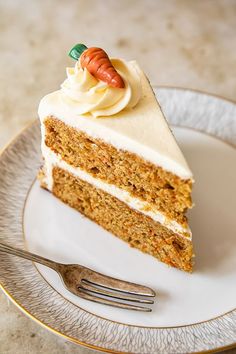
[0,0,236,353]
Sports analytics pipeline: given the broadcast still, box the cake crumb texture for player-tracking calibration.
[51,166,193,272]
[44,117,193,227]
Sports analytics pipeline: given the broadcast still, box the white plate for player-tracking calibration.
[0,88,236,353]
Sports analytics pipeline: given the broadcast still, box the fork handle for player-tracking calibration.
[0,242,59,271]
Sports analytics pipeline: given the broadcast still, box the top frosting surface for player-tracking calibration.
[38,59,193,179]
[60,59,141,117]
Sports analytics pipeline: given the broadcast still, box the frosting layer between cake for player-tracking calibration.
[41,141,191,240]
[38,60,193,180]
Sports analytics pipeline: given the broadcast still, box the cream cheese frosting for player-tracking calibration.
[60,59,141,117]
[39,59,193,180]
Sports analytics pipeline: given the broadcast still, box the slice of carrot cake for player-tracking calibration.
[38,44,194,272]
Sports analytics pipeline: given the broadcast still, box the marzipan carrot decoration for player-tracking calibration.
[69,44,125,88]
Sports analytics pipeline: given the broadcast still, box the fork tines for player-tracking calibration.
[79,270,156,312]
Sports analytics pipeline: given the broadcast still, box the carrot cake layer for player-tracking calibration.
[43,116,192,225]
[39,164,193,272]
[40,144,192,239]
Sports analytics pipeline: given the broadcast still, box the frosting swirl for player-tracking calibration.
[60,59,142,117]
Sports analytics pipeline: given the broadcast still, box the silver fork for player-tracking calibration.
[0,242,156,312]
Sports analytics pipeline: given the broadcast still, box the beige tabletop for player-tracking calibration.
[0,1,236,353]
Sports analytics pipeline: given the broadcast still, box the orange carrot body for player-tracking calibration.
[80,47,125,88]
